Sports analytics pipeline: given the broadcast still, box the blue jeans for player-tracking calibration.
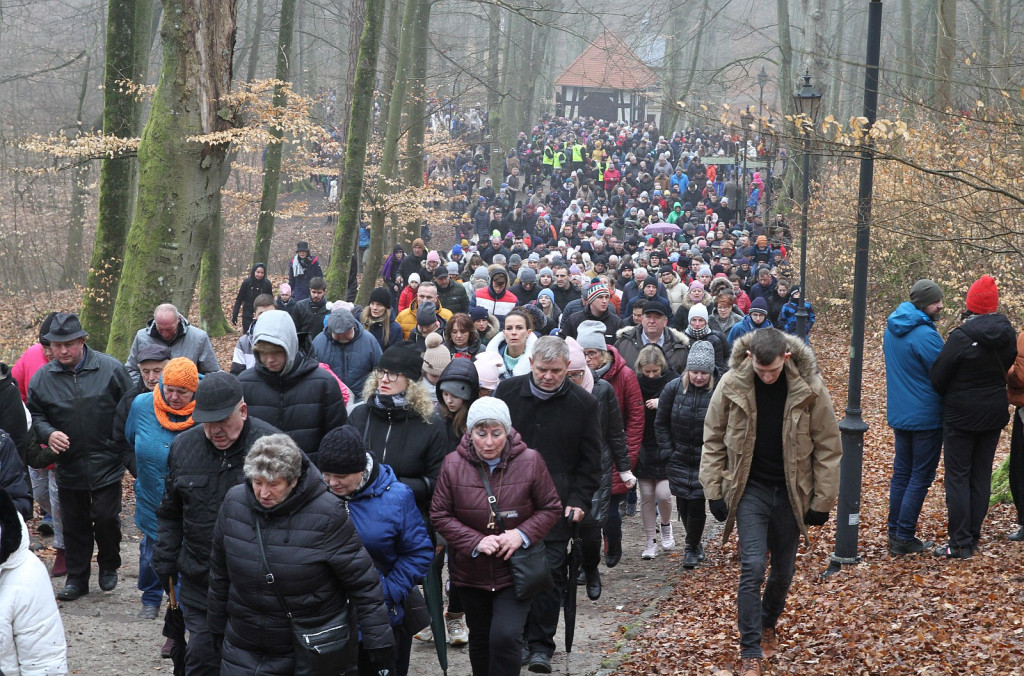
[887,428,943,540]
[735,481,801,659]
[138,535,163,608]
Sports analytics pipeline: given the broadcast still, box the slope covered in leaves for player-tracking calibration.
[616,322,1024,675]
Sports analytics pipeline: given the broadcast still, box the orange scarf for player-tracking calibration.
[153,385,196,432]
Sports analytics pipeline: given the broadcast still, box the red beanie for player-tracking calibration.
[966,275,999,314]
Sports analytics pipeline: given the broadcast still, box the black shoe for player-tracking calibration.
[889,536,933,556]
[56,584,88,601]
[1009,527,1024,542]
[585,568,601,601]
[138,605,160,620]
[697,544,705,561]
[933,544,971,560]
[605,546,622,568]
[575,569,586,585]
[99,569,118,591]
[38,516,54,536]
[527,652,552,674]
[683,548,699,569]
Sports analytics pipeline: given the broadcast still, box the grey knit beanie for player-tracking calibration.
[686,341,716,373]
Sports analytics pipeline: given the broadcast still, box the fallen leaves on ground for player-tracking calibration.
[616,322,1024,675]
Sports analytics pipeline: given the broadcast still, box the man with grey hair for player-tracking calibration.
[495,336,602,673]
[154,372,280,676]
[126,303,220,386]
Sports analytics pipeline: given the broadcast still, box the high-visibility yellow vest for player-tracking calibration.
[542,146,554,166]
[572,144,584,162]
[596,161,607,181]
[553,151,565,169]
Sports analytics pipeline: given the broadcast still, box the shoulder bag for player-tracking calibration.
[476,465,554,601]
[255,519,352,676]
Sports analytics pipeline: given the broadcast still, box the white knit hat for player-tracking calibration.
[466,397,512,433]
[688,304,709,323]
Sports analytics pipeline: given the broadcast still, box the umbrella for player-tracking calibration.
[162,578,186,676]
[422,547,448,675]
[563,519,583,654]
[643,222,681,235]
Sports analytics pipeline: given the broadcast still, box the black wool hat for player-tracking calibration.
[377,341,423,381]
[312,425,368,475]
[369,287,392,310]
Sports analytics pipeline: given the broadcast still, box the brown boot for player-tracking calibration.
[738,657,762,676]
[161,637,174,659]
[51,548,66,577]
[761,626,779,659]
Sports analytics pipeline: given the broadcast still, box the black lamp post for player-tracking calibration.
[763,118,776,232]
[757,66,769,134]
[740,107,754,204]
[792,71,821,339]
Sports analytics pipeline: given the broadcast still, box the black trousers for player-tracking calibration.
[58,481,122,589]
[943,425,1000,550]
[1010,409,1024,526]
[459,585,531,676]
[676,497,707,549]
[524,539,568,658]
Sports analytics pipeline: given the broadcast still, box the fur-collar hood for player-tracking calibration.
[728,331,819,379]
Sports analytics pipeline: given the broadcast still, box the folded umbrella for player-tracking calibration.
[162,579,186,676]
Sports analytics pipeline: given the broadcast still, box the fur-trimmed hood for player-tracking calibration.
[728,330,819,378]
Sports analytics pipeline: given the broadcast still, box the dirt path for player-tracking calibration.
[45,500,697,675]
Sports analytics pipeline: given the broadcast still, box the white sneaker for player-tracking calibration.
[641,539,658,559]
[446,614,469,646]
[661,523,675,550]
[413,626,432,642]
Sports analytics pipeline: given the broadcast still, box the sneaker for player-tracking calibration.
[761,626,779,659]
[933,543,971,560]
[660,523,675,550]
[739,657,762,676]
[445,613,468,646]
[641,539,658,560]
[38,515,54,536]
[413,626,433,642]
[889,536,933,556]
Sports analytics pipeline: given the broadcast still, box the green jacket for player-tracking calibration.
[699,332,842,545]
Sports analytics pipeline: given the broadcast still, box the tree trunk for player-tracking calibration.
[352,0,417,304]
[401,0,431,248]
[660,1,689,131]
[250,0,296,267]
[325,0,385,302]
[828,0,846,117]
[106,0,237,359]
[80,0,141,348]
[245,0,264,81]
[485,4,502,186]
[198,187,232,336]
[128,0,156,228]
[900,0,915,95]
[935,0,956,111]
[63,56,93,289]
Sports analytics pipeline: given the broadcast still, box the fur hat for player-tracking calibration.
[370,286,392,309]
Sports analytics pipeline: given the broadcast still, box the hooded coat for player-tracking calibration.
[207,459,394,675]
[699,332,843,544]
[232,264,274,330]
[430,428,562,591]
[125,314,220,387]
[929,312,1017,431]
[0,492,67,675]
[238,311,348,455]
[883,302,944,430]
[484,331,538,380]
[312,323,382,399]
[434,358,480,450]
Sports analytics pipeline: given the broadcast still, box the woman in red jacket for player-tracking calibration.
[430,398,561,676]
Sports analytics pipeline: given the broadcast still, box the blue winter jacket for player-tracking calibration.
[883,302,944,430]
[125,389,195,539]
[312,323,383,400]
[727,314,773,345]
[346,462,432,627]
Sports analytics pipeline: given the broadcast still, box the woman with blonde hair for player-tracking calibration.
[348,342,448,515]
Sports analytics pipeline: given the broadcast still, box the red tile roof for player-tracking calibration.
[555,32,658,90]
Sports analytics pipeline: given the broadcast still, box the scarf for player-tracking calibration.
[152,385,196,432]
[373,392,408,410]
[291,254,309,278]
[529,375,568,401]
[686,325,710,340]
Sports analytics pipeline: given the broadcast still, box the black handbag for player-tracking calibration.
[476,466,554,601]
[255,520,352,676]
[402,585,431,634]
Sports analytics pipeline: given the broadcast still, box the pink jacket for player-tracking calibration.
[12,343,49,403]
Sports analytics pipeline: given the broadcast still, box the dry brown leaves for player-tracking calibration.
[615,322,1024,675]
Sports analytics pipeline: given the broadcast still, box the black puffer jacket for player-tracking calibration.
[588,378,629,524]
[153,417,281,610]
[207,459,393,675]
[930,312,1018,431]
[347,395,447,514]
[0,362,30,462]
[232,264,274,329]
[634,369,677,481]
[27,346,132,490]
[655,376,715,500]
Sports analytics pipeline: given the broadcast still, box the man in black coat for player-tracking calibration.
[561,280,623,343]
[154,372,281,676]
[290,276,330,339]
[27,313,132,602]
[495,336,602,673]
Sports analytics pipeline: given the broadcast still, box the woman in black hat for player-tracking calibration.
[286,241,324,302]
[361,287,403,351]
[347,342,447,517]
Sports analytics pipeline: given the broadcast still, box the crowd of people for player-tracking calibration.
[0,113,1019,676]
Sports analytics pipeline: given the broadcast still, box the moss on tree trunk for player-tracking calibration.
[106,0,237,359]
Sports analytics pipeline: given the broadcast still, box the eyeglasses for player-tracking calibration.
[567,370,585,380]
[376,369,402,382]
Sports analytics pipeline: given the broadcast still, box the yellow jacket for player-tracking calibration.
[396,299,453,339]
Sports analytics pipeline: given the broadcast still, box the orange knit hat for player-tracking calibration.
[162,357,199,392]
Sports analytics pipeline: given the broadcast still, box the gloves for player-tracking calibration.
[618,471,637,489]
[804,509,830,527]
[366,646,396,671]
[709,499,729,523]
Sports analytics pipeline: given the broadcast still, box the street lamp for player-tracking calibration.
[792,70,821,339]
[757,66,769,131]
[763,117,777,232]
[739,107,755,204]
